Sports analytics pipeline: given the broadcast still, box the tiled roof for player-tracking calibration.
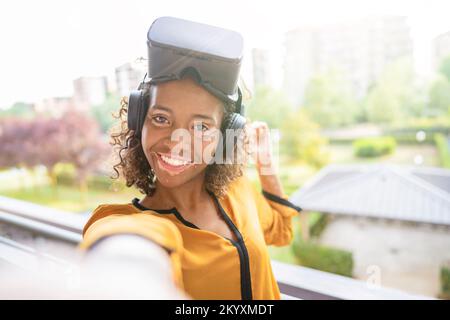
[289,164,450,226]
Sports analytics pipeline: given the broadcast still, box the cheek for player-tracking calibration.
[192,133,220,156]
[201,135,221,164]
[141,127,158,164]
[203,139,218,154]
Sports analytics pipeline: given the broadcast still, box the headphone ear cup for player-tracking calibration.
[227,113,247,131]
[128,90,147,136]
[219,113,246,163]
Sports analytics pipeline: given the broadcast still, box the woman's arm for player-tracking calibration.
[246,121,302,246]
[81,234,189,299]
[79,207,186,294]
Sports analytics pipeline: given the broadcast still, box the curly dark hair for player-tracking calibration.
[109,80,250,199]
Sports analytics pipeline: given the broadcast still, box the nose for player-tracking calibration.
[160,127,193,159]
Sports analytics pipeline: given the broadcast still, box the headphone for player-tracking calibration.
[127,76,247,138]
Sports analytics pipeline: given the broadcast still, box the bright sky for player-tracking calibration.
[1,0,449,108]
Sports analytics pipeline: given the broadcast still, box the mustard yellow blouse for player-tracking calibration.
[79,173,301,300]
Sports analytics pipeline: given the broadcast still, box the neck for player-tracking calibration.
[146,172,210,211]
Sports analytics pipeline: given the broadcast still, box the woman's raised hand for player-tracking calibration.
[245,121,276,175]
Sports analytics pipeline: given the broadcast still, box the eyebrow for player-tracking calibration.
[150,104,172,113]
[150,104,217,123]
[191,113,216,123]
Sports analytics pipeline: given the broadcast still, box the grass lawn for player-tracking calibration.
[328,143,440,166]
[0,184,142,214]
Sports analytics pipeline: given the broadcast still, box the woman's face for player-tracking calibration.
[141,77,225,188]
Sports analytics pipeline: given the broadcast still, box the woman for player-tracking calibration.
[79,18,301,300]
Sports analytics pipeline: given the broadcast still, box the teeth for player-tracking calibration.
[160,154,189,166]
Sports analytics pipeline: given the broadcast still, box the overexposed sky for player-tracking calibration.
[0,0,449,107]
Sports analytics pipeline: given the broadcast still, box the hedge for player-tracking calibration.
[441,262,450,300]
[434,133,450,168]
[353,136,396,158]
[292,238,353,277]
[384,125,450,144]
[309,212,329,238]
[54,164,122,191]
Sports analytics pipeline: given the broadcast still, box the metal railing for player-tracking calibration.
[0,195,84,243]
[271,260,431,300]
[0,195,432,300]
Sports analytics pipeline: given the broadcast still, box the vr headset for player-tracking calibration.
[128,16,247,137]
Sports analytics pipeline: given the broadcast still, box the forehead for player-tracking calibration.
[150,77,224,117]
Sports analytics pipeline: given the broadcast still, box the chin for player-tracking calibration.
[155,173,190,188]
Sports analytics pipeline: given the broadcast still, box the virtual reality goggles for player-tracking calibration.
[146,16,244,107]
[128,16,247,137]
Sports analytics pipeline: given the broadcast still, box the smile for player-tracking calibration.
[155,152,193,175]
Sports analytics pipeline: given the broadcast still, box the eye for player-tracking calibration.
[193,122,209,132]
[151,115,169,126]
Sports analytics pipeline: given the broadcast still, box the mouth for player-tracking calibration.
[154,152,194,175]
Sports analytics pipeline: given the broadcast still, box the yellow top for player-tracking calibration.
[79,173,302,300]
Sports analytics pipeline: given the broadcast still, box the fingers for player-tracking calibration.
[247,121,269,140]
[244,121,272,167]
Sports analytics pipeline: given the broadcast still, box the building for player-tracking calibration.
[433,31,450,71]
[282,16,413,107]
[115,62,147,98]
[290,164,450,297]
[251,48,272,89]
[73,76,108,107]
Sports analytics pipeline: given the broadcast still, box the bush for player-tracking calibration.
[55,163,122,191]
[434,133,450,168]
[281,110,330,169]
[290,212,329,240]
[292,238,353,277]
[353,136,396,158]
[383,118,450,144]
[441,262,450,299]
[384,127,450,144]
[54,163,76,186]
[309,213,329,238]
[88,175,115,190]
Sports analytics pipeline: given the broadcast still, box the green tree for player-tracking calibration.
[0,102,35,119]
[366,84,402,123]
[303,67,360,128]
[428,75,450,116]
[246,85,293,129]
[280,110,329,168]
[439,55,450,82]
[366,57,424,123]
[90,93,121,133]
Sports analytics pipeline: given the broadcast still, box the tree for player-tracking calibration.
[30,117,71,187]
[366,84,402,123]
[365,57,425,123]
[246,85,293,129]
[0,112,110,200]
[0,118,37,169]
[58,111,110,198]
[0,117,54,191]
[0,102,35,119]
[303,67,360,128]
[428,75,450,116]
[280,110,329,168]
[90,93,121,134]
[439,55,450,82]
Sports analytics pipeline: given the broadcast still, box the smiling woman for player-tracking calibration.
[78,16,302,300]
[110,76,244,198]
